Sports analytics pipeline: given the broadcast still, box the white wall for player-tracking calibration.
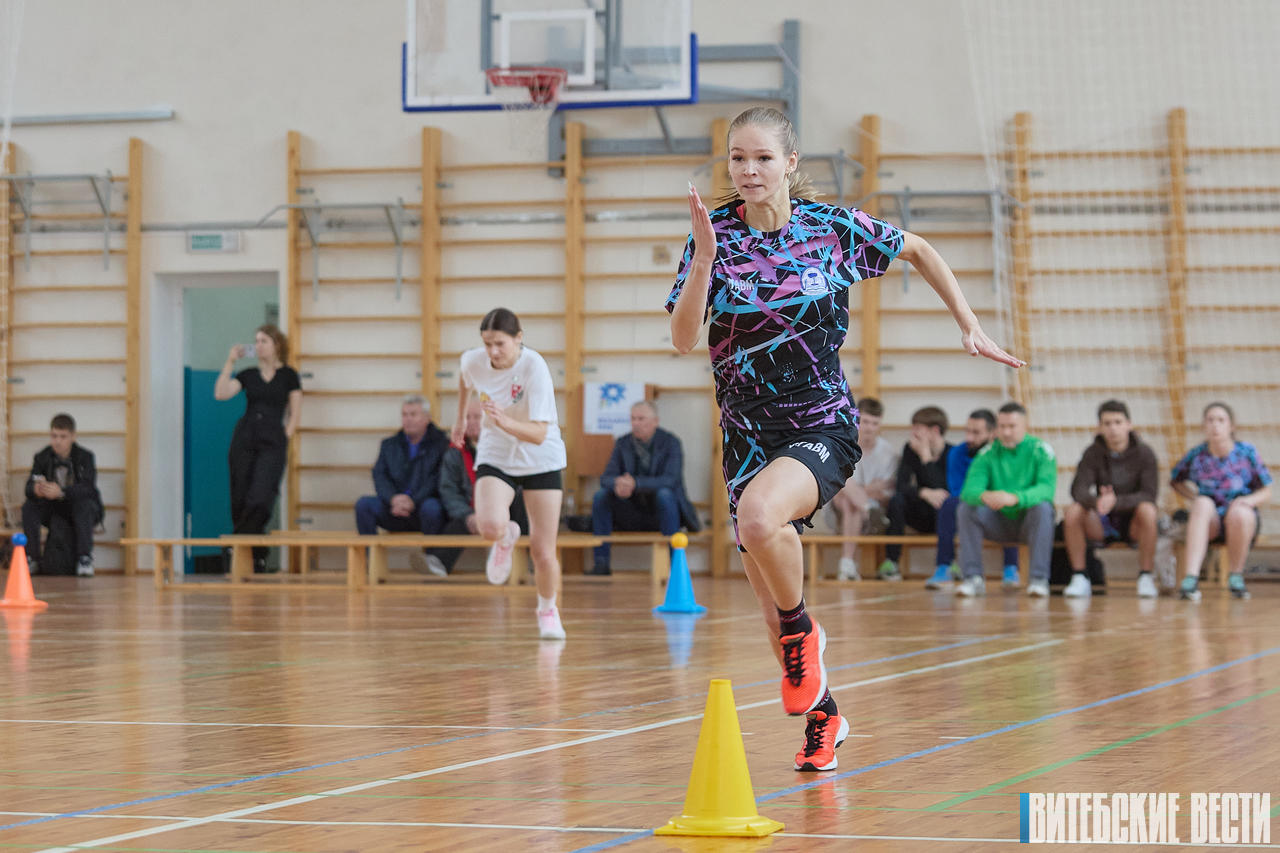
[7,1,1278,548]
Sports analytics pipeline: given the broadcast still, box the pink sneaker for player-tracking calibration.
[485,520,521,585]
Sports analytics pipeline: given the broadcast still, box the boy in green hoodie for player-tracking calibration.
[955,402,1058,597]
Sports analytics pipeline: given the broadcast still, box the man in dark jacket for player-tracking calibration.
[428,400,527,574]
[588,401,700,575]
[354,396,451,570]
[1062,399,1160,598]
[879,406,954,580]
[22,413,104,576]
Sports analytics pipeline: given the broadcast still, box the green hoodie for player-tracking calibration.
[960,435,1058,521]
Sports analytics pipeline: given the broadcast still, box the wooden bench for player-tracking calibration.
[125,530,710,591]
[803,534,1029,586]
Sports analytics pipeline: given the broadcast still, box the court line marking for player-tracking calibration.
[0,720,618,733]
[7,813,1279,848]
[924,684,1280,811]
[567,642,1280,853]
[23,638,1059,852]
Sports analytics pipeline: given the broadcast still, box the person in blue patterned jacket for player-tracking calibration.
[1171,401,1272,601]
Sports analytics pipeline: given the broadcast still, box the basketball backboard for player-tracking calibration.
[403,0,695,111]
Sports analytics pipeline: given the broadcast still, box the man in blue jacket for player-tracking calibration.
[588,401,701,575]
[354,396,452,572]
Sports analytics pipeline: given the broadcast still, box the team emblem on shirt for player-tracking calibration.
[510,383,524,403]
[800,267,828,295]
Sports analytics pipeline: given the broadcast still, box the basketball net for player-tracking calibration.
[485,66,567,160]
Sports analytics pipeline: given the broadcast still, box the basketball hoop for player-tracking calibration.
[485,66,568,157]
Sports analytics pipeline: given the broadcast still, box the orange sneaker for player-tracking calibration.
[779,620,827,715]
[794,710,850,771]
[485,520,521,585]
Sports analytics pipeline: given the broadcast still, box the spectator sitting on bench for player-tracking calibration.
[1170,401,1272,602]
[1063,399,1161,600]
[429,399,528,575]
[877,406,954,581]
[354,395,451,574]
[955,401,1058,597]
[829,397,898,580]
[588,400,701,576]
[925,409,1020,589]
[22,413,104,577]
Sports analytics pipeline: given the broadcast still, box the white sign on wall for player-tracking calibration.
[583,382,645,436]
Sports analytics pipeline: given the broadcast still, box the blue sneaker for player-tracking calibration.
[925,565,952,589]
[1001,565,1020,589]
[1178,575,1201,602]
[1228,573,1250,600]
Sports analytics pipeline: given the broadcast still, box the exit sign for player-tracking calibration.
[187,231,242,253]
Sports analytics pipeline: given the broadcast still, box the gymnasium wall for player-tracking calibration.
[7,0,1276,560]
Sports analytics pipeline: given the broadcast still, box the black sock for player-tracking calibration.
[777,600,812,636]
[1071,569,1087,576]
[1137,570,1151,576]
[814,689,838,717]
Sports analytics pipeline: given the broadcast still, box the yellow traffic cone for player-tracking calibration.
[655,679,784,837]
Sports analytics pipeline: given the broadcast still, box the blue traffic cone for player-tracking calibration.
[654,533,706,615]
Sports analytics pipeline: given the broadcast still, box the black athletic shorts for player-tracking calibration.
[475,464,563,491]
[721,422,862,549]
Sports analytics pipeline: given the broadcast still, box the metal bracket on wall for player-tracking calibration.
[546,18,801,163]
[0,171,117,270]
[853,188,1018,291]
[255,200,413,300]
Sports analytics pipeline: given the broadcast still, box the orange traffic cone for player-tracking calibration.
[1,534,49,611]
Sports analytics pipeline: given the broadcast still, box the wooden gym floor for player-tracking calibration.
[0,569,1277,852]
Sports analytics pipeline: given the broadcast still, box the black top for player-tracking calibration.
[236,366,301,425]
[896,441,954,500]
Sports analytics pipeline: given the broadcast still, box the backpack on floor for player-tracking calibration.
[1049,521,1106,590]
[40,514,78,576]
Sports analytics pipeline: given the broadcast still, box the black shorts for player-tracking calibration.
[475,464,563,491]
[721,422,862,548]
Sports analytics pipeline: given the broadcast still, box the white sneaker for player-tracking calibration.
[1026,579,1050,597]
[76,556,95,578]
[955,576,986,597]
[836,557,860,581]
[1136,573,1158,598]
[537,607,566,640]
[410,551,449,577]
[1063,573,1092,598]
[485,521,520,585]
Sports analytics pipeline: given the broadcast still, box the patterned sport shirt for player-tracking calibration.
[667,199,904,432]
[1171,441,1272,510]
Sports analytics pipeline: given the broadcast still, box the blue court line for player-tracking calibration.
[0,635,1002,834]
[566,643,1280,853]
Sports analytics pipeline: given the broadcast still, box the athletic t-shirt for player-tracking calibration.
[460,345,566,476]
[1171,441,1272,509]
[667,199,904,432]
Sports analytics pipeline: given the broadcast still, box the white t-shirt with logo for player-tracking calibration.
[460,345,566,476]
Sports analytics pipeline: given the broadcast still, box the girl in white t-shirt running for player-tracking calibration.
[453,308,568,639]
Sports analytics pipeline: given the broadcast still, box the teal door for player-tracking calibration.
[182,285,278,573]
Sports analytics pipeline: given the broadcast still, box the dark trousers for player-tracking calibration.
[591,487,680,568]
[936,495,1019,568]
[229,432,287,561]
[426,494,529,572]
[886,493,940,560]
[22,496,97,562]
[354,494,447,536]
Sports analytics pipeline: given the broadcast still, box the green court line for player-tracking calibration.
[925,684,1280,811]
